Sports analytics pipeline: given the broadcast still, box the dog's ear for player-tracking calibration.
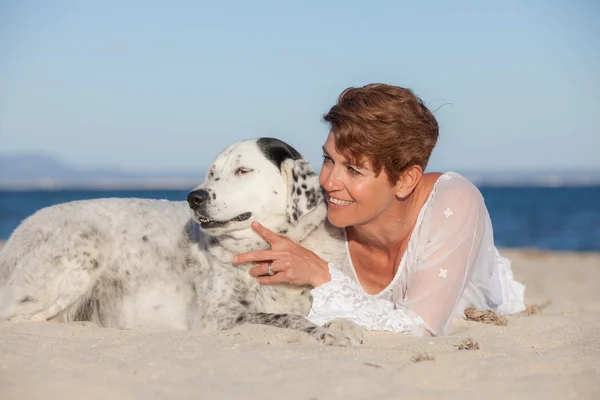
[281,158,323,224]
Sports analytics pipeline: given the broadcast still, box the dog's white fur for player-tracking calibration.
[0,138,363,346]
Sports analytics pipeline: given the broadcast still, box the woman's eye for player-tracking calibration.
[235,168,253,175]
[347,166,360,176]
[322,155,332,163]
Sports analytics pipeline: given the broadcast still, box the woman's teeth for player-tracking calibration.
[329,197,353,206]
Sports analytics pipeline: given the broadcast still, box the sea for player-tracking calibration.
[0,186,599,252]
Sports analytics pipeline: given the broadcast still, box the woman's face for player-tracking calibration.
[319,132,398,228]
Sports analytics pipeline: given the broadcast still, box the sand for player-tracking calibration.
[1,246,599,400]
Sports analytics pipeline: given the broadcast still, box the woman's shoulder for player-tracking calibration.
[426,171,485,209]
[415,172,489,239]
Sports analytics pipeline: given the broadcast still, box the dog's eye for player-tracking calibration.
[235,167,253,175]
[208,170,215,178]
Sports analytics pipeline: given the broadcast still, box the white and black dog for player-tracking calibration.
[0,138,363,346]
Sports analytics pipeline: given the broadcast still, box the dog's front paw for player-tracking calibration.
[323,318,364,345]
[318,330,355,347]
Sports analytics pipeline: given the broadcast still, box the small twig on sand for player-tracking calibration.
[464,307,508,326]
[524,300,552,315]
[364,362,383,369]
[411,353,435,362]
[455,338,480,351]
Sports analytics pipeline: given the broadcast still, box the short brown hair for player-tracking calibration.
[323,83,439,183]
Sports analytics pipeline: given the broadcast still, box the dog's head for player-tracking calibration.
[187,138,324,238]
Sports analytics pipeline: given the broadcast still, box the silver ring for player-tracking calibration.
[267,263,274,276]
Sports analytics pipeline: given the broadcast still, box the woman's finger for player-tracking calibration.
[255,273,287,286]
[251,222,285,244]
[248,262,274,277]
[233,249,284,264]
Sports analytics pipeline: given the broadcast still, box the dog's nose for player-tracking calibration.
[187,189,210,210]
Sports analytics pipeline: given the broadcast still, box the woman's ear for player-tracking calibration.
[395,165,423,199]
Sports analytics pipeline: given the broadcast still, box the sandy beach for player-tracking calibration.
[1,246,599,400]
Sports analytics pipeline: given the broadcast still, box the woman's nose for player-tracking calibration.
[320,166,343,192]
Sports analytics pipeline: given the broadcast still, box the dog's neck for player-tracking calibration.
[202,203,328,266]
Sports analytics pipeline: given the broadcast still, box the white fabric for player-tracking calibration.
[307,172,526,336]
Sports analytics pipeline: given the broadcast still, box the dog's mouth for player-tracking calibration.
[196,212,252,229]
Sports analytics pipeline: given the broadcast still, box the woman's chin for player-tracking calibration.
[326,212,351,229]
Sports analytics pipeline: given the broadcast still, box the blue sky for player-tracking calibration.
[1,0,598,174]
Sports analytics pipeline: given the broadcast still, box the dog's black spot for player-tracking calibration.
[83,251,91,257]
[235,314,246,324]
[301,173,307,180]
[212,192,216,200]
[306,326,318,334]
[80,232,91,240]
[301,183,307,189]
[142,235,149,242]
[279,229,288,235]
[272,190,278,195]
[300,289,308,295]
[232,284,249,301]
[183,255,195,270]
[125,271,131,277]
[51,255,62,267]
[240,299,250,308]
[209,237,220,245]
[296,187,302,195]
[304,188,319,209]
[91,259,100,270]
[20,295,36,303]
[215,177,220,181]
[110,279,125,292]
[257,137,302,170]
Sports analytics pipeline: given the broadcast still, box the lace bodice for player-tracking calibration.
[307,172,526,336]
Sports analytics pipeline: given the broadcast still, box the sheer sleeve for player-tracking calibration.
[402,175,488,335]
[306,264,429,336]
[307,174,500,336]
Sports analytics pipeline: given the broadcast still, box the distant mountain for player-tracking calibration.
[0,153,598,189]
[0,153,204,189]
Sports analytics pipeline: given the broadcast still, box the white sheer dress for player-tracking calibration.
[307,172,526,336]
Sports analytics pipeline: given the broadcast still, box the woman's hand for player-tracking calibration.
[232,221,331,287]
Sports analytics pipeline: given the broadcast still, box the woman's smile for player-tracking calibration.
[327,195,354,209]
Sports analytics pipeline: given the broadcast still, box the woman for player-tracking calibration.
[233,83,525,337]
